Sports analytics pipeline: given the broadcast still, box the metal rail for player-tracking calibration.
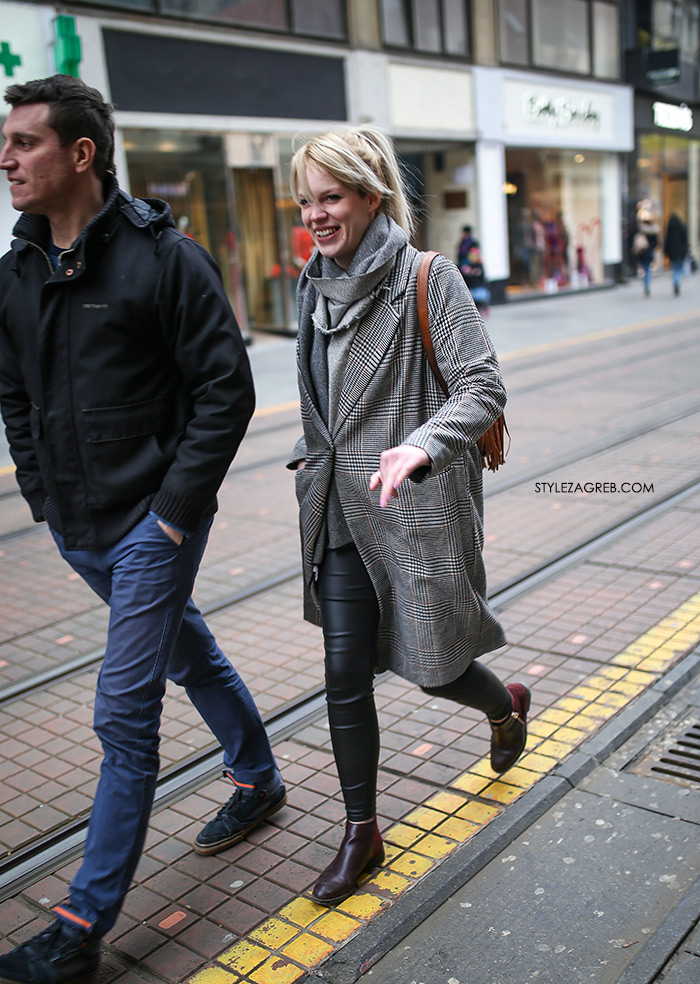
[2,474,700,900]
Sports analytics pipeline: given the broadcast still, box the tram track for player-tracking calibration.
[2,394,699,697]
[2,470,699,901]
[0,312,698,544]
[2,310,700,896]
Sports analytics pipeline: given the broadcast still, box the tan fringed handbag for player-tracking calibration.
[417,251,509,472]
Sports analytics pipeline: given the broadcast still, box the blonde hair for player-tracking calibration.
[290,124,416,238]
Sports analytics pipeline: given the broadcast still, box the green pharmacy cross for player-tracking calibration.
[54,16,82,77]
[0,41,21,78]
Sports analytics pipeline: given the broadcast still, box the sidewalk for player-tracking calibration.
[340,653,700,984]
[1,270,699,983]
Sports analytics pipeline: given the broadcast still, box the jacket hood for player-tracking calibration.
[10,174,175,251]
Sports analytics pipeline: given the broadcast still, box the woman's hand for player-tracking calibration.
[296,460,306,470]
[369,445,430,508]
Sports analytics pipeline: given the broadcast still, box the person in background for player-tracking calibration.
[457,223,475,271]
[634,210,660,297]
[664,212,688,296]
[287,123,530,908]
[0,75,285,983]
[460,240,491,317]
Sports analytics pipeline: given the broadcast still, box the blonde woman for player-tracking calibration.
[288,125,529,906]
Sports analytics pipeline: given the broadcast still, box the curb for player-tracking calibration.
[308,647,700,984]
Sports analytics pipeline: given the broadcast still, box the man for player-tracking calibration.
[0,75,286,983]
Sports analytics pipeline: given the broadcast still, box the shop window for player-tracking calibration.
[123,129,245,323]
[505,148,605,293]
[500,0,620,78]
[380,0,470,56]
[531,0,590,74]
[593,1,620,78]
[414,0,443,52]
[443,0,470,55]
[381,0,412,47]
[291,0,346,39]
[161,0,286,25]
[499,0,529,65]
[93,0,155,8]
[89,0,347,38]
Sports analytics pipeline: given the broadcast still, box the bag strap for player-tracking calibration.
[417,251,447,395]
[416,250,509,471]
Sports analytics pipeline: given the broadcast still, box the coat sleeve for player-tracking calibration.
[0,314,45,521]
[149,237,256,533]
[403,254,506,475]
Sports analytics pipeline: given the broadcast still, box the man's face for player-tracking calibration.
[0,102,80,215]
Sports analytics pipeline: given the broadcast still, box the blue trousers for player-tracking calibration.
[671,258,684,292]
[51,513,277,936]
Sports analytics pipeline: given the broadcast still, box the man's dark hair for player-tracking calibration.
[5,74,115,181]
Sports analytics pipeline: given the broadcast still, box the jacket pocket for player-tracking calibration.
[81,397,173,510]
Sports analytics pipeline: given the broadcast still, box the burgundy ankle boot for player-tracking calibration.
[311,818,384,906]
[490,683,531,773]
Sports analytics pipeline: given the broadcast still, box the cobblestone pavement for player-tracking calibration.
[0,279,699,983]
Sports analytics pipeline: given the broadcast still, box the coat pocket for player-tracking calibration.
[81,397,173,510]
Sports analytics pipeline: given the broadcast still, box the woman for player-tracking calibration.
[634,211,659,297]
[288,125,529,907]
[664,212,688,296]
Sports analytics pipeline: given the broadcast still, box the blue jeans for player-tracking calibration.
[51,513,277,936]
[671,258,684,292]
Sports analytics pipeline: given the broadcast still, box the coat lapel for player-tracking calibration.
[332,248,416,434]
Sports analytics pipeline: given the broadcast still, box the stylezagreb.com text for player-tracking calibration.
[534,481,654,494]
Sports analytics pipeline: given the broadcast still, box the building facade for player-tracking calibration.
[1,0,634,331]
[621,0,700,273]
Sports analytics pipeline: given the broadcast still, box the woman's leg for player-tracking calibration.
[423,660,531,774]
[317,544,380,821]
[313,544,384,905]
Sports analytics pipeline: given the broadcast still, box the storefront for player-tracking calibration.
[628,96,700,269]
[494,73,634,296]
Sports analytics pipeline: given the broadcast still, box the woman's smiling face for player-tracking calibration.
[299,164,380,270]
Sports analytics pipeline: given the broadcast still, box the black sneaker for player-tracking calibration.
[193,770,287,856]
[0,918,100,984]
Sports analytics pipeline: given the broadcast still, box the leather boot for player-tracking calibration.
[490,683,531,773]
[311,818,384,906]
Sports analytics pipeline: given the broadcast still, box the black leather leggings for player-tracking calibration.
[318,544,512,822]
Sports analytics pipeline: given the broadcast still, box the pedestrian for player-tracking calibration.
[460,239,491,316]
[457,223,475,271]
[664,212,688,296]
[0,75,286,983]
[633,210,659,297]
[287,124,529,908]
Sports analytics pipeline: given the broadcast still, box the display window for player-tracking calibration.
[505,147,604,294]
[123,128,305,333]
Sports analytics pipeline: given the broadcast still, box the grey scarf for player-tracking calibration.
[306,214,408,336]
[302,214,407,550]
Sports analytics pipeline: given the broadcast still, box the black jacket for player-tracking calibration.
[0,177,255,549]
[664,214,688,263]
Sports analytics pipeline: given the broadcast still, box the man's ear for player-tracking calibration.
[73,137,97,174]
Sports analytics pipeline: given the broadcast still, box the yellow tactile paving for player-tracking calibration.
[187,588,700,983]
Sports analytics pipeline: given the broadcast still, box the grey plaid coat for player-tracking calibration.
[292,245,507,687]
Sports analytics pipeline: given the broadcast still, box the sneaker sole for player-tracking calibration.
[192,791,288,856]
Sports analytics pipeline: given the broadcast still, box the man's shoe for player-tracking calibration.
[0,918,100,984]
[311,818,384,907]
[490,683,531,773]
[193,771,287,856]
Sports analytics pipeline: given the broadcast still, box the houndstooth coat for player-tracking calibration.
[291,244,507,687]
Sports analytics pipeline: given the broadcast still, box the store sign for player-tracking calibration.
[0,2,53,85]
[504,79,616,145]
[653,101,693,132]
[523,93,601,131]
